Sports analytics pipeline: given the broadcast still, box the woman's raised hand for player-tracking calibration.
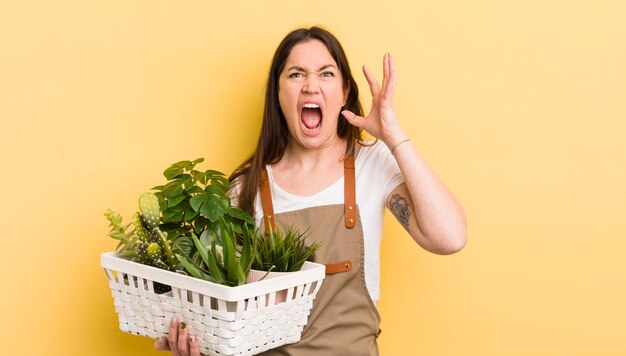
[155,316,202,356]
[342,53,407,148]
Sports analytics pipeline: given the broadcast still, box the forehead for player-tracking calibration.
[284,39,337,69]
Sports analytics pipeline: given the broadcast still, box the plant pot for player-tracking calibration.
[101,252,324,356]
[246,269,299,305]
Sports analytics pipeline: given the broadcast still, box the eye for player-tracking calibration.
[289,72,304,78]
[321,71,335,77]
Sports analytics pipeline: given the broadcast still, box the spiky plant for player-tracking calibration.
[252,227,321,273]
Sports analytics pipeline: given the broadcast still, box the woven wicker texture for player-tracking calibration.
[102,253,324,356]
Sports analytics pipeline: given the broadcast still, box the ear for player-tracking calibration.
[343,83,351,106]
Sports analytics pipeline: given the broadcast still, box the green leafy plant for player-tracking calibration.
[176,220,256,286]
[152,158,254,246]
[251,227,321,273]
[104,158,257,287]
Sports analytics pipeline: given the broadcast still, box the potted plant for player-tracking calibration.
[101,158,326,355]
[104,158,256,287]
[248,227,321,304]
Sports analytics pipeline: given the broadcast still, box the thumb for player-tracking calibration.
[342,110,365,128]
[154,336,171,351]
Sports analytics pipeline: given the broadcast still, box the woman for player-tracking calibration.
[156,26,466,356]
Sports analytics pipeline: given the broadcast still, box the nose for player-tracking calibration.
[302,74,320,94]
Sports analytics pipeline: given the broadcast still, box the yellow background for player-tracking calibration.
[1,0,625,355]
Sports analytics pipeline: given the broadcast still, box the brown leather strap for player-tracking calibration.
[260,168,275,235]
[259,156,357,233]
[344,156,357,229]
[325,260,352,275]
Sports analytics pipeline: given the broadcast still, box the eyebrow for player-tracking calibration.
[287,64,337,72]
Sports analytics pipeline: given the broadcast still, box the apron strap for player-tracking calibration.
[259,155,357,234]
[260,168,275,235]
[343,156,357,229]
[325,260,353,274]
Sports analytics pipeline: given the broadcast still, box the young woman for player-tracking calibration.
[156,26,466,356]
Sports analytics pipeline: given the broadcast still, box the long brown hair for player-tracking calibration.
[229,26,364,217]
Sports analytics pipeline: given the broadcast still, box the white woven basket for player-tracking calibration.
[101,252,325,356]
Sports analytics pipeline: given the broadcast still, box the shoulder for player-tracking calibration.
[357,140,405,193]
[357,140,393,167]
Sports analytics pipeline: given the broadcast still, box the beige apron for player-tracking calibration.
[257,156,382,356]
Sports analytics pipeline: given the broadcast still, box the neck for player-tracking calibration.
[280,138,347,169]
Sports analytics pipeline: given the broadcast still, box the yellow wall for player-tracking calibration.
[1,1,625,355]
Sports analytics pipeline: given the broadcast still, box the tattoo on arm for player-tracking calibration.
[390,194,411,231]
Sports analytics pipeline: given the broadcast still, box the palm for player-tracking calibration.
[342,53,404,145]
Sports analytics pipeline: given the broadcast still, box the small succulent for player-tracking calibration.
[252,227,321,273]
[104,209,135,259]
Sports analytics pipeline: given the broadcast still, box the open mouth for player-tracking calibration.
[300,103,323,136]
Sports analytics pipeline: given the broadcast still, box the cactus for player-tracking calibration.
[152,227,177,268]
[132,212,152,243]
[138,192,160,229]
[135,195,178,270]
[135,240,152,265]
[105,195,178,271]
[146,242,168,269]
[127,211,164,267]
[147,242,162,260]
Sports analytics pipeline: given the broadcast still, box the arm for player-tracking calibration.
[342,54,467,254]
[386,148,467,254]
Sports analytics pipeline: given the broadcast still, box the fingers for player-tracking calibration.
[363,53,397,104]
[155,336,171,351]
[189,334,201,356]
[362,64,380,98]
[381,53,390,96]
[383,54,397,103]
[168,316,180,356]
[156,317,200,356]
[177,321,190,356]
[342,110,365,128]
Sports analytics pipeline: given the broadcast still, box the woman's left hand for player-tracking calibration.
[342,53,406,147]
[155,316,202,356]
